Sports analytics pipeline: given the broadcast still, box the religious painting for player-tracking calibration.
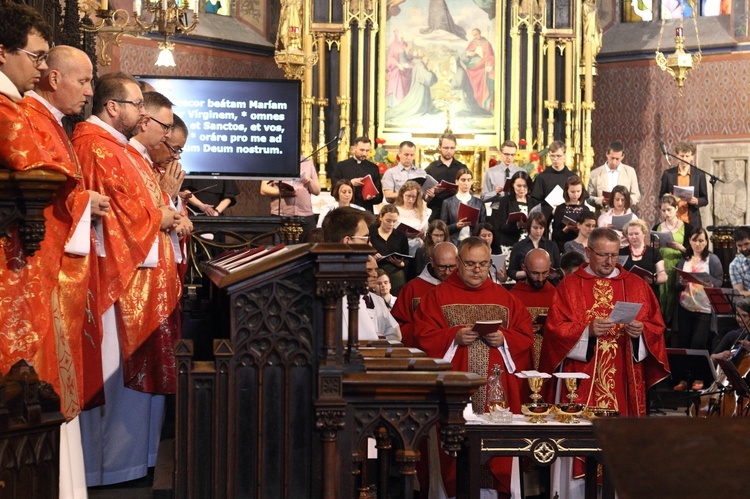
[661,0,695,18]
[380,0,500,137]
[701,0,731,15]
[622,0,654,21]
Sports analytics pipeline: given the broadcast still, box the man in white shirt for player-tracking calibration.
[586,140,641,209]
[482,140,525,202]
[342,256,401,342]
[382,140,426,202]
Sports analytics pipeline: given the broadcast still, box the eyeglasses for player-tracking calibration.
[403,194,418,199]
[434,264,457,272]
[111,99,144,109]
[164,141,184,156]
[588,247,619,261]
[148,115,174,133]
[458,256,491,269]
[549,154,565,159]
[501,152,515,157]
[15,48,49,68]
[348,235,370,243]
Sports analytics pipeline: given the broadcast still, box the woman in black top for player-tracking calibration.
[370,204,409,295]
[489,171,537,253]
[508,211,560,281]
[619,218,667,296]
[551,175,590,253]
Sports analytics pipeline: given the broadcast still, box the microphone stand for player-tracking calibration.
[660,146,724,228]
[301,128,345,163]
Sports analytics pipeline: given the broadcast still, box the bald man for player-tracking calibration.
[509,248,557,369]
[391,242,458,347]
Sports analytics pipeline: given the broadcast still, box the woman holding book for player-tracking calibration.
[619,219,668,293]
[673,228,723,390]
[563,212,597,260]
[508,211,560,281]
[317,179,365,227]
[489,171,536,254]
[394,181,431,256]
[597,185,635,246]
[551,175,590,253]
[653,193,693,325]
[441,167,486,245]
[414,220,449,274]
[370,204,409,295]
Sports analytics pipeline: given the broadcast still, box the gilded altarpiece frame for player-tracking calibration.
[377,0,504,147]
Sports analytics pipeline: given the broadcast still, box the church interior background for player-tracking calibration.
[45,0,750,230]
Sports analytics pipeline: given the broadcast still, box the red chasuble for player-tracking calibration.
[510,280,556,369]
[390,268,439,347]
[539,264,670,416]
[20,96,105,412]
[72,122,169,393]
[123,145,181,393]
[414,271,533,496]
[0,94,85,419]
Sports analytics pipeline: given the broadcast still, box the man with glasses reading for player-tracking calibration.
[481,140,524,204]
[424,133,467,221]
[541,227,669,416]
[391,242,458,347]
[414,236,533,498]
[72,72,181,487]
[539,227,669,496]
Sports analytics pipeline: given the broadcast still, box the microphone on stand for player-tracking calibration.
[659,141,672,165]
[301,128,347,163]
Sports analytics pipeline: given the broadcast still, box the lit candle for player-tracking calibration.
[676,27,683,38]
[101,0,108,10]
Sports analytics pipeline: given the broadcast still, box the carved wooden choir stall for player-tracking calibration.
[175,243,484,498]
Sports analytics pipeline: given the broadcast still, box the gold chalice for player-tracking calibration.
[521,376,550,423]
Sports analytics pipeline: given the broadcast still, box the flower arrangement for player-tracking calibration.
[515,139,548,179]
[372,138,397,175]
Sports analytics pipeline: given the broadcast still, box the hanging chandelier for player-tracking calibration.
[655,1,701,91]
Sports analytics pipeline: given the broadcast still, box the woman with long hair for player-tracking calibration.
[317,179,364,227]
[440,167,486,245]
[394,180,431,256]
[563,212,597,260]
[508,211,560,281]
[673,228,723,390]
[551,175,590,253]
[370,204,409,295]
[619,218,668,290]
[414,219,449,274]
[489,170,537,254]
[654,193,693,324]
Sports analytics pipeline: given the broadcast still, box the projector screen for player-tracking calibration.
[136,76,302,180]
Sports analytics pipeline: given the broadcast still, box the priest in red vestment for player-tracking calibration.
[539,227,670,416]
[414,236,533,497]
[72,72,180,486]
[390,241,457,347]
[19,45,111,413]
[510,248,557,369]
[0,5,91,420]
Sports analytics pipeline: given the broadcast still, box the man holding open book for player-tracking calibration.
[414,236,533,497]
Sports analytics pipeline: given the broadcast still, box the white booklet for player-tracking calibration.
[545,184,565,209]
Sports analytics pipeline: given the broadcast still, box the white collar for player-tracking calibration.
[0,70,23,102]
[585,265,620,279]
[25,90,65,125]
[87,115,129,146]
[128,137,151,161]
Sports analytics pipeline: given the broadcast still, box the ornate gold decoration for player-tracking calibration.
[79,0,199,67]
[655,6,702,91]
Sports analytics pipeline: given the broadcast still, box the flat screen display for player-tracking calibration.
[136,76,302,180]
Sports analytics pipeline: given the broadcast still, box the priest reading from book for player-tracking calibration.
[539,227,670,416]
[414,236,533,497]
[391,242,458,347]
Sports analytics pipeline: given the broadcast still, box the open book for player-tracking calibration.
[457,203,480,226]
[361,174,379,199]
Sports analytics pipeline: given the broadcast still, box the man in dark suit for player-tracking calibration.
[330,136,383,212]
[659,140,708,229]
[424,132,466,221]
